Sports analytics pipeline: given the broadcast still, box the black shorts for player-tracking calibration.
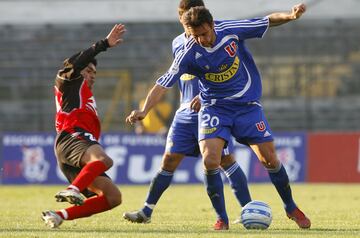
[55,127,109,198]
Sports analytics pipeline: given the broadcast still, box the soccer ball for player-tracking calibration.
[241,200,272,230]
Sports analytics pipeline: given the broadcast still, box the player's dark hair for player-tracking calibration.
[182,6,213,28]
[90,58,97,67]
[178,0,205,16]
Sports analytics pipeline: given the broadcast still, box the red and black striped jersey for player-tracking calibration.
[54,39,109,140]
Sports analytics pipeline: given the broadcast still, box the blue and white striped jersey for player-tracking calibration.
[171,33,200,105]
[157,17,269,105]
[165,32,200,123]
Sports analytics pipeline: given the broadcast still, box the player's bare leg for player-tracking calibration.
[251,141,311,229]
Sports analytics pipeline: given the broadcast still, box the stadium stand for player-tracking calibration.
[0,18,359,132]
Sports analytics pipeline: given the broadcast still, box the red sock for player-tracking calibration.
[70,161,107,192]
[61,195,111,220]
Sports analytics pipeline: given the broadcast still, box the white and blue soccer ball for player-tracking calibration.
[241,200,272,230]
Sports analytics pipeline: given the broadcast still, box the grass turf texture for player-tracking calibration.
[1,184,359,238]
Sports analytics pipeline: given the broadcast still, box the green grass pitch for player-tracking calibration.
[1,184,359,238]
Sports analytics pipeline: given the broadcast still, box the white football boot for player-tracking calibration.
[42,210,63,228]
[123,210,151,223]
[55,188,84,206]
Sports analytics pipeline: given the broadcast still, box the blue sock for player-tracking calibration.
[268,163,297,213]
[142,169,173,217]
[223,162,251,207]
[204,169,228,224]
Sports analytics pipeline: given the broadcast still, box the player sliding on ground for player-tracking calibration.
[42,23,126,228]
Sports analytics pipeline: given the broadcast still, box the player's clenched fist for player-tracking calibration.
[190,95,201,113]
[291,3,306,19]
[126,110,146,125]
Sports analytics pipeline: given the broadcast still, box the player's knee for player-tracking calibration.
[260,158,280,169]
[101,156,113,169]
[202,149,221,169]
[106,190,122,208]
[161,153,181,172]
[257,148,279,169]
[203,157,220,170]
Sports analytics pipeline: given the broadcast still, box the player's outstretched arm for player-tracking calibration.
[126,84,168,125]
[268,3,306,27]
[57,24,126,80]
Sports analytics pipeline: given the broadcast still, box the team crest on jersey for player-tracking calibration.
[255,121,266,132]
[204,56,239,82]
[224,41,237,57]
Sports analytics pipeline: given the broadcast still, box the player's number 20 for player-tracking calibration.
[201,114,220,127]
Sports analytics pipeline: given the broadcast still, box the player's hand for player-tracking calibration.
[126,110,146,125]
[106,24,126,47]
[291,3,306,20]
[190,95,201,112]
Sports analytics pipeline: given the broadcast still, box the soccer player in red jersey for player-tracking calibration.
[42,24,126,228]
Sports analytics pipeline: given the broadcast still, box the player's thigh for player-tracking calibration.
[81,144,113,168]
[250,141,279,169]
[88,176,121,207]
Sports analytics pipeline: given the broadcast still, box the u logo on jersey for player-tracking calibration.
[224,41,237,57]
[256,121,266,132]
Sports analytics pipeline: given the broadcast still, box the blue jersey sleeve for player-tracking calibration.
[172,33,186,58]
[214,17,269,40]
[156,47,192,88]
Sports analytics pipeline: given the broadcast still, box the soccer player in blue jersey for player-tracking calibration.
[124,0,251,230]
[152,3,311,229]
